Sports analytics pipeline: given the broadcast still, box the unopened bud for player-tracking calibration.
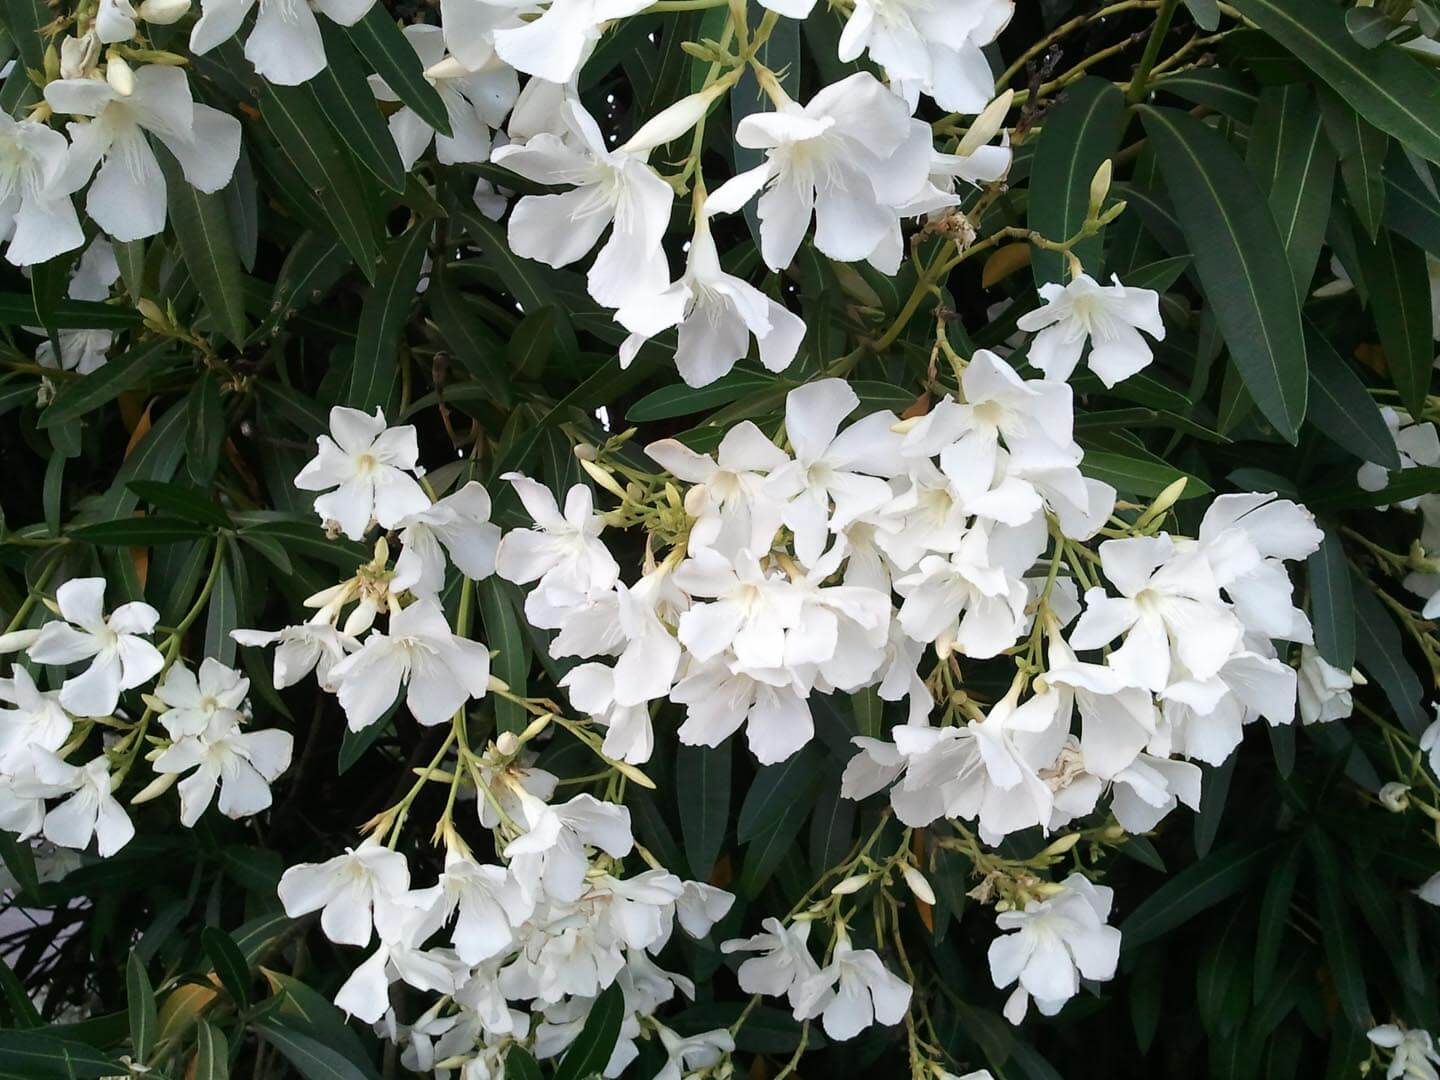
[1040,832,1083,857]
[621,81,729,155]
[957,89,1014,157]
[423,55,472,82]
[0,628,41,654]
[487,673,511,694]
[137,0,190,23]
[130,771,178,805]
[106,55,135,97]
[1033,881,1068,899]
[573,442,597,462]
[1137,476,1187,528]
[494,731,520,756]
[580,458,627,500]
[901,865,936,905]
[1379,782,1411,812]
[1087,159,1113,221]
[830,874,870,896]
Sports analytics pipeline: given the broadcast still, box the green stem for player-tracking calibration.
[1127,0,1181,105]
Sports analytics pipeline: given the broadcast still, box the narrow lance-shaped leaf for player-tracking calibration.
[348,221,433,411]
[1355,226,1432,417]
[1140,106,1308,441]
[1318,89,1388,240]
[1245,83,1336,293]
[155,145,249,347]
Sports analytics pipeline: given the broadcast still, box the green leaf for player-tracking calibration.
[346,8,452,138]
[257,1019,377,1080]
[1122,254,1192,293]
[1307,526,1356,671]
[1252,844,1301,1002]
[553,983,625,1080]
[40,341,176,428]
[193,1020,229,1080]
[627,370,780,423]
[505,1047,543,1080]
[127,481,232,529]
[808,779,856,876]
[480,577,528,734]
[0,1031,127,1078]
[508,306,558,379]
[737,744,823,844]
[1355,227,1432,417]
[1346,6,1398,48]
[126,950,157,1064]
[0,959,39,1028]
[261,83,382,279]
[0,294,141,331]
[202,927,251,1010]
[1352,578,1429,735]
[1382,151,1440,259]
[429,278,509,400]
[1120,841,1278,950]
[1140,106,1308,441]
[349,222,432,411]
[1027,77,1126,286]
[1319,89,1388,239]
[70,517,213,545]
[261,970,376,1077]
[313,23,407,194]
[1245,83,1336,293]
[676,741,730,879]
[219,844,283,894]
[1303,320,1401,467]
[455,209,578,362]
[1182,0,1221,31]
[1307,831,1371,1029]
[1228,0,1440,163]
[185,373,227,485]
[1193,754,1235,859]
[1077,446,1212,498]
[155,145,248,346]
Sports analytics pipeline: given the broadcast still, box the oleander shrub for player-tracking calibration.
[1,0,1439,1077]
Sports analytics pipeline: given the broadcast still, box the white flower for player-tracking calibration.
[653,1024,734,1080]
[495,475,619,607]
[987,872,1120,1024]
[1016,273,1165,386]
[231,622,357,691]
[503,792,633,902]
[45,63,241,243]
[294,406,429,541]
[792,936,912,1041]
[492,0,650,83]
[438,0,534,72]
[1368,1024,1440,1080]
[277,837,412,946]
[96,0,191,41]
[646,423,789,559]
[189,0,376,85]
[721,917,820,1005]
[1069,535,1242,692]
[26,577,163,717]
[614,211,806,386]
[1043,631,1156,780]
[764,379,905,566]
[838,0,1013,112]
[40,755,135,857]
[327,599,491,730]
[0,668,73,773]
[392,481,501,597]
[706,72,932,273]
[894,524,1031,659]
[1418,872,1440,906]
[1422,713,1440,779]
[670,655,814,765]
[334,896,460,1024]
[1359,409,1440,510]
[1105,752,1202,833]
[153,658,249,738]
[491,99,672,308]
[0,114,85,267]
[420,850,531,964]
[153,712,293,826]
[1297,646,1355,725]
[374,26,517,172]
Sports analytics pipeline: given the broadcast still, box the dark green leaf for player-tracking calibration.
[185,373,227,485]
[1319,89,1389,238]
[313,23,407,193]
[1352,577,1428,735]
[1121,841,1278,949]
[1140,106,1308,440]
[346,8,452,137]
[70,517,213,545]
[1253,844,1301,1002]
[257,1019,377,1080]
[1028,78,1126,285]
[126,950,157,1064]
[1307,831,1370,1028]
[349,222,432,411]
[676,741,730,879]
[1303,320,1401,467]
[480,577,528,734]
[553,983,624,1080]
[155,145,248,346]
[1245,84,1336,292]
[737,744,823,844]
[0,1031,127,1078]
[1308,526,1356,671]
[40,341,175,428]
[1355,226,1432,416]
[202,927,251,1010]
[193,1020,229,1080]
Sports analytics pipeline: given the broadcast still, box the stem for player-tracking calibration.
[1127,0,1181,104]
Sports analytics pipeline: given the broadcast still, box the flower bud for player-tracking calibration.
[1136,476,1187,529]
[580,457,628,500]
[957,89,1014,157]
[423,55,473,82]
[1380,782,1411,812]
[137,0,190,23]
[1086,159,1113,221]
[902,865,936,905]
[1040,832,1082,857]
[830,874,870,896]
[620,81,729,155]
[494,731,520,756]
[106,55,135,97]
[130,771,178,805]
[0,628,41,654]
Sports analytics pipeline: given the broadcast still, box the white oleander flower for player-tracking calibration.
[96,0,192,41]
[1368,1023,1440,1080]
[0,114,86,267]
[334,897,460,1024]
[614,211,806,386]
[39,754,135,857]
[652,1025,734,1080]
[1069,535,1242,692]
[1297,646,1355,725]
[491,99,672,308]
[373,26,518,172]
[0,668,73,773]
[792,935,912,1041]
[495,475,619,608]
[294,406,429,541]
[987,872,1121,1024]
[1016,273,1165,386]
[152,712,293,826]
[1359,409,1440,511]
[45,63,241,243]
[277,837,412,946]
[153,658,249,738]
[392,481,502,597]
[705,72,932,273]
[669,654,814,765]
[492,0,651,83]
[838,0,1013,112]
[721,917,821,1006]
[503,791,634,902]
[231,623,357,691]
[189,0,376,85]
[27,577,163,717]
[419,850,531,964]
[327,599,491,730]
